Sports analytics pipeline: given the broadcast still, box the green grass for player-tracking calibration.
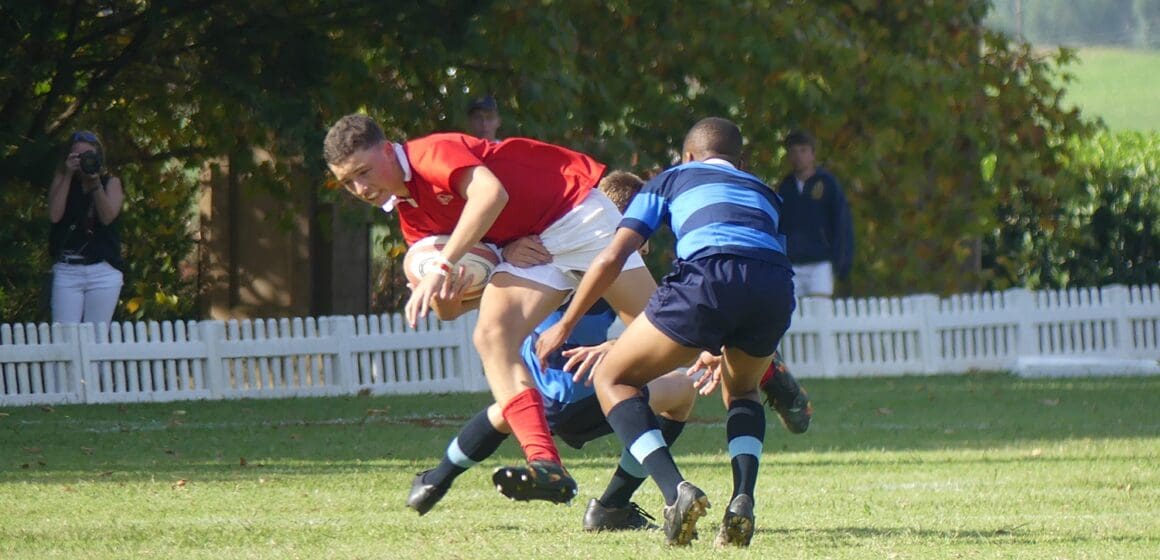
[2,373,1158,559]
[1064,47,1160,132]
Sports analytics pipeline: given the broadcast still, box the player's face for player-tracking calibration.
[787,144,815,173]
[329,143,406,207]
[467,110,500,141]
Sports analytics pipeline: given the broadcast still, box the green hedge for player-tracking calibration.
[984,130,1160,289]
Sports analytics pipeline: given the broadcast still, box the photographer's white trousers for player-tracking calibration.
[791,261,834,298]
[51,261,123,325]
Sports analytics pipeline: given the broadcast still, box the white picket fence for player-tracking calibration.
[2,284,1158,407]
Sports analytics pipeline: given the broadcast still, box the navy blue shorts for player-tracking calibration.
[546,386,650,450]
[645,255,794,357]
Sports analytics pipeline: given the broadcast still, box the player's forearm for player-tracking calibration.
[560,247,629,332]
[442,169,508,264]
[440,186,505,265]
[430,295,480,321]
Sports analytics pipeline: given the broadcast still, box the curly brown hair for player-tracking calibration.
[323,114,386,164]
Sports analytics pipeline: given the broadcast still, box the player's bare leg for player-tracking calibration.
[474,272,567,403]
[713,347,775,547]
[592,315,708,545]
[646,372,696,421]
[600,265,656,326]
[473,271,577,503]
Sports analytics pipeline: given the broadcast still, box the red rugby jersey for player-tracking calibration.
[395,133,605,246]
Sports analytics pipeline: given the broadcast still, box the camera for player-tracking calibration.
[79,151,103,175]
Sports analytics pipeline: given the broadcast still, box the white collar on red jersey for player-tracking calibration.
[380,143,418,213]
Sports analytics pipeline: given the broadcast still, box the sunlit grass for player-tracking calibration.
[2,373,1157,559]
[1065,47,1160,132]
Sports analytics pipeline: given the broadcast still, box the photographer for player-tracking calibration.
[47,130,125,325]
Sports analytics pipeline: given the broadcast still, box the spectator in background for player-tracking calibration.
[776,130,854,298]
[47,130,125,324]
[466,94,502,142]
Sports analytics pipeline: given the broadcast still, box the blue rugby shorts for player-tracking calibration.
[645,255,794,357]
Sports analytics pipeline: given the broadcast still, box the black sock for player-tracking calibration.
[599,416,687,507]
[425,408,507,487]
[606,397,684,505]
[726,399,765,498]
[658,415,687,447]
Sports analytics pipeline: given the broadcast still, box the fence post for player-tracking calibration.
[1103,284,1132,357]
[809,298,839,377]
[1004,288,1037,361]
[912,294,942,374]
[200,321,226,399]
[69,323,96,404]
[331,315,357,395]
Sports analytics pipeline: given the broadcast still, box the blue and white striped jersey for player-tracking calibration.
[620,162,788,264]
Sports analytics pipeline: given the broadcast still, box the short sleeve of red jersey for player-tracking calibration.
[404,134,487,196]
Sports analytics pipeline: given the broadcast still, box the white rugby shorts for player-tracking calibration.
[494,188,646,292]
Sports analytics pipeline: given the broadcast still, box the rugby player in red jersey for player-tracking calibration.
[323,114,656,504]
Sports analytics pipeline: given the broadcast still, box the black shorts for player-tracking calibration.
[646,255,794,356]
[547,386,650,450]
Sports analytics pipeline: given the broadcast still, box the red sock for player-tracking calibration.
[760,361,777,386]
[501,388,561,464]
[761,352,789,386]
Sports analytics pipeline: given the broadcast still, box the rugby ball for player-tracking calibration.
[403,235,500,300]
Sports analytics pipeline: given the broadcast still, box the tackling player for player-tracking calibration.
[536,118,795,547]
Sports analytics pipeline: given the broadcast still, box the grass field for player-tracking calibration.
[2,373,1157,559]
[1064,47,1160,132]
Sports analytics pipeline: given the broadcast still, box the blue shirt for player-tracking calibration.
[521,299,616,404]
[620,162,788,264]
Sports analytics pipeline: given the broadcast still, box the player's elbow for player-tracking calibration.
[592,249,628,275]
[490,185,509,207]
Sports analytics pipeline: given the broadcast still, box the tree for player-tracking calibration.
[2,0,1107,323]
[0,0,488,321]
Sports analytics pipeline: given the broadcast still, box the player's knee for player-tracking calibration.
[472,320,517,357]
[671,376,696,418]
[648,373,696,419]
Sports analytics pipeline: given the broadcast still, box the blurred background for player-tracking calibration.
[1,0,1156,323]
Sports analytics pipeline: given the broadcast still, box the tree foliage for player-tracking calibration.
[2,0,1138,322]
[427,0,1097,296]
[0,0,486,321]
[985,130,1160,288]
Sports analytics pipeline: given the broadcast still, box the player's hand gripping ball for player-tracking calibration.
[403,235,500,300]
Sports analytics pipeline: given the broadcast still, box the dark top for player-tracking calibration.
[775,166,854,277]
[49,175,124,270]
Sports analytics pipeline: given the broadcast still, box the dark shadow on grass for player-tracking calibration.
[759,525,1153,546]
[2,374,1157,475]
[4,445,1153,485]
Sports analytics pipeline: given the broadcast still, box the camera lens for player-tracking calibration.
[79,152,102,175]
